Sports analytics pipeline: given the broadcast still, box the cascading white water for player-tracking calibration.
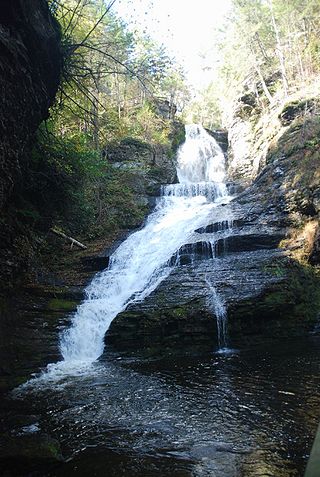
[58,124,230,366]
[177,124,227,186]
[205,276,228,350]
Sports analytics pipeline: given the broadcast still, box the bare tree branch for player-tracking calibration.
[72,0,118,52]
[72,43,154,94]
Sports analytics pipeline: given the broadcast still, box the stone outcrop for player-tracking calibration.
[206,129,228,154]
[0,0,62,287]
[106,183,298,352]
[0,0,61,209]
[106,167,320,352]
[105,121,185,205]
[106,91,320,353]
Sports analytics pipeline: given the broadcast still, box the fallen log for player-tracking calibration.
[50,228,87,250]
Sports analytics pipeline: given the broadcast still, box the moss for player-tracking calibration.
[262,290,291,307]
[262,262,287,278]
[169,121,186,152]
[46,298,77,312]
[278,98,318,126]
[231,259,320,325]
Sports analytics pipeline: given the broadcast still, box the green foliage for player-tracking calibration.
[50,0,189,150]
[25,124,105,233]
[186,82,223,129]
[23,123,151,240]
[23,1,188,245]
[125,103,171,145]
[196,0,320,120]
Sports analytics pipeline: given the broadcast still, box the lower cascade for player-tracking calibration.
[59,124,232,366]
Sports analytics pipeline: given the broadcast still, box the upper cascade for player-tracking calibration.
[177,124,226,184]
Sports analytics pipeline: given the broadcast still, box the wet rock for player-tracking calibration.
[206,129,228,153]
[107,298,216,352]
[0,432,63,475]
[175,233,284,262]
[0,293,69,391]
[107,248,320,352]
[23,285,84,302]
[226,180,245,195]
[106,247,285,351]
[195,220,238,234]
[107,168,320,352]
[80,255,110,272]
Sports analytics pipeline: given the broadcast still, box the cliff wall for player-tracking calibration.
[0,0,61,285]
[0,0,61,208]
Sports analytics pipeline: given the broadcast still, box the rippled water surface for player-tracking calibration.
[8,336,320,476]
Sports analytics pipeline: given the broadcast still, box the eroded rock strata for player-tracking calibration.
[107,93,320,353]
[0,0,62,285]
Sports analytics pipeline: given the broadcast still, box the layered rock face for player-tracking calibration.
[0,1,61,285]
[106,187,309,352]
[106,121,185,207]
[228,91,320,265]
[106,93,320,353]
[0,0,61,209]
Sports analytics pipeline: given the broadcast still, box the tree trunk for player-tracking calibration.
[50,228,87,250]
[253,62,273,104]
[268,0,289,96]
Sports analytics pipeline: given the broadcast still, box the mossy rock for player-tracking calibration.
[106,299,217,352]
[0,432,63,462]
[279,98,318,126]
[228,258,320,343]
[46,298,78,312]
[169,120,186,152]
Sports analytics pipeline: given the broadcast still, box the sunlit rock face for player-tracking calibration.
[226,82,320,263]
[205,129,228,154]
[227,117,254,183]
[0,0,61,209]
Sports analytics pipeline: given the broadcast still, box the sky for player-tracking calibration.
[114,0,232,89]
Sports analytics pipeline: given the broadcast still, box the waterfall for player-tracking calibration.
[56,125,231,368]
[205,277,228,350]
[177,124,227,186]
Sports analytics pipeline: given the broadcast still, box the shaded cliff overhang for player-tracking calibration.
[0,0,62,209]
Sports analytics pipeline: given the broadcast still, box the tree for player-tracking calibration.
[199,0,320,118]
[49,0,189,148]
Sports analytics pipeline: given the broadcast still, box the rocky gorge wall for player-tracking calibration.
[0,0,62,286]
[227,87,320,262]
[0,0,61,208]
[107,88,320,354]
[106,121,185,205]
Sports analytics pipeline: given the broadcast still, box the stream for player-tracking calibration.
[4,337,320,476]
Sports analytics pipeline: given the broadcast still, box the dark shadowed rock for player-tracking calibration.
[0,0,62,287]
[0,0,61,209]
